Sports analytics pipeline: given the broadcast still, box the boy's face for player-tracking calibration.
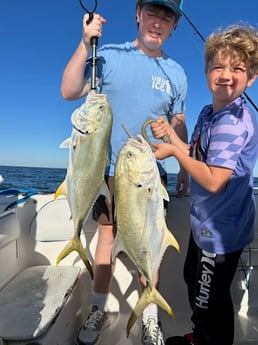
[206,53,256,109]
[136,5,178,52]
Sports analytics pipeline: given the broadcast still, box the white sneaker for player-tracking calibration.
[76,305,109,345]
[142,318,164,345]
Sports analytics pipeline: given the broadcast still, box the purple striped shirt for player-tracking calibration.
[189,96,258,254]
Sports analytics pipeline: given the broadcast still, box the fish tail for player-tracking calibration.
[126,285,175,337]
[56,236,93,279]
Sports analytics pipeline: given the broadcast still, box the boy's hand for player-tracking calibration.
[153,142,173,160]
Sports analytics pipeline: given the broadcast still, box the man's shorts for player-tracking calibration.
[92,174,168,226]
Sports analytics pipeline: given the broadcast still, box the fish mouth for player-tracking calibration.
[132,169,157,189]
[71,93,110,134]
[87,92,108,103]
[129,134,151,148]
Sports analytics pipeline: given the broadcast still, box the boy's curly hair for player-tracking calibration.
[205,24,258,79]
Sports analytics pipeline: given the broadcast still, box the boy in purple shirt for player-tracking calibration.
[152,24,258,345]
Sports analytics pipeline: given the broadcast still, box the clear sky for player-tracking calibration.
[1,0,258,174]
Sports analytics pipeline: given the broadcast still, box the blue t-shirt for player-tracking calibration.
[85,41,187,176]
[189,96,258,254]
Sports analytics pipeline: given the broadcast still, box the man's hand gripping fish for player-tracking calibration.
[113,130,180,336]
[54,92,113,278]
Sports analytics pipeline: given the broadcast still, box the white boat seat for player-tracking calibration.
[30,197,74,241]
[0,265,80,341]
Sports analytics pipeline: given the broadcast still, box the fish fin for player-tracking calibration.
[99,180,111,203]
[111,232,128,263]
[161,183,170,201]
[166,228,180,252]
[126,285,175,337]
[54,180,68,199]
[59,137,72,148]
[56,236,93,279]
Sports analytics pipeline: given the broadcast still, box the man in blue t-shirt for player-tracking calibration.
[61,1,188,344]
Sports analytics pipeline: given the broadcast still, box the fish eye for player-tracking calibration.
[126,151,134,158]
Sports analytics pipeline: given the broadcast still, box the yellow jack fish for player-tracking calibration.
[55,92,113,278]
[113,134,180,336]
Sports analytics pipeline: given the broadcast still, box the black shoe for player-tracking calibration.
[165,333,197,345]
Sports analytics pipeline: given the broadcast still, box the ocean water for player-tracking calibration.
[0,165,257,194]
[0,165,179,194]
[0,165,66,193]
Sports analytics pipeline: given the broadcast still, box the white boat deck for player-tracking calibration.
[0,191,257,344]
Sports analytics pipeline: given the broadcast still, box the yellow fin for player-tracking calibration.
[161,183,170,201]
[54,180,67,200]
[166,229,180,253]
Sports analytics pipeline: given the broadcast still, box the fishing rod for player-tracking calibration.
[182,11,258,112]
[79,0,98,90]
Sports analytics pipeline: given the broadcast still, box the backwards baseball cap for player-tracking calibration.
[140,0,184,17]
